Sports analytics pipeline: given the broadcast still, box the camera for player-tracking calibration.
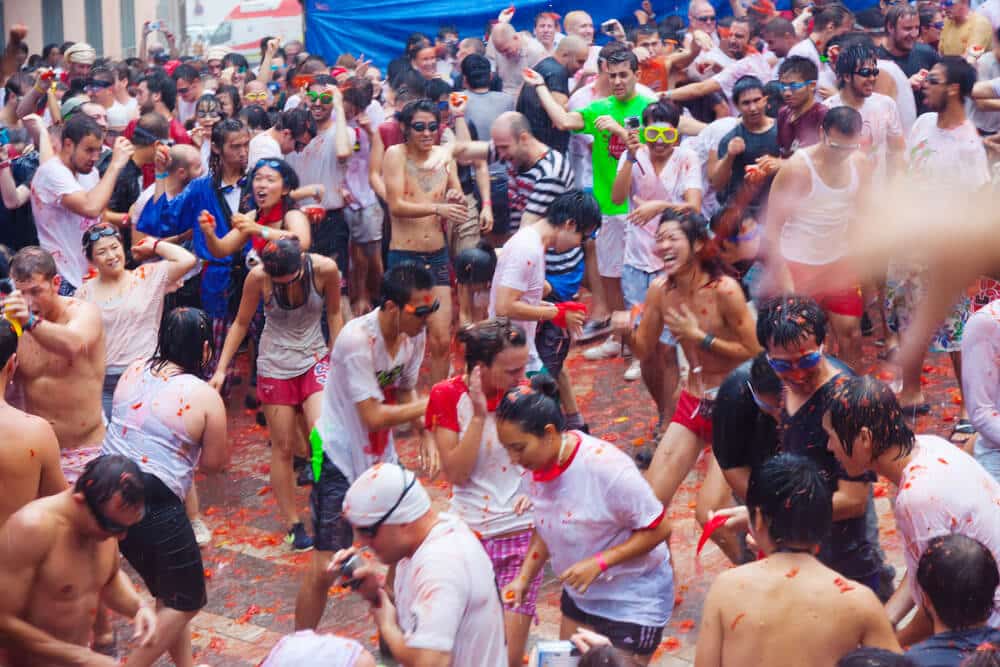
[340,553,363,589]
[148,20,162,32]
[624,116,641,130]
[600,19,619,35]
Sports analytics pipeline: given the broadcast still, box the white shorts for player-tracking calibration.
[596,213,627,279]
[343,203,384,244]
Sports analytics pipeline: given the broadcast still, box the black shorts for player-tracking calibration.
[119,474,206,612]
[309,454,354,552]
[314,208,350,291]
[560,590,664,656]
[387,247,451,287]
[536,306,571,378]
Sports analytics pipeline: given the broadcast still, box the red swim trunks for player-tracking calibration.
[670,389,714,442]
[786,259,864,318]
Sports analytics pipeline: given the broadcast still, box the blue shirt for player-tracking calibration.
[907,627,1000,666]
[137,174,249,319]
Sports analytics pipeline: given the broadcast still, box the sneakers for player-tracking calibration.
[583,337,622,361]
[191,518,212,547]
[577,318,612,342]
[285,522,314,551]
[624,359,642,381]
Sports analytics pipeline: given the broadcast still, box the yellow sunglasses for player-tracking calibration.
[245,91,268,102]
[643,125,679,144]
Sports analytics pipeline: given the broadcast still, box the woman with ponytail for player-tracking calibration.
[496,373,674,666]
[425,317,533,667]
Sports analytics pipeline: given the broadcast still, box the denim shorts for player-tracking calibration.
[309,452,355,552]
[621,264,675,346]
[387,246,451,287]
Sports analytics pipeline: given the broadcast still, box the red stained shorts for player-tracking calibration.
[786,259,864,318]
[257,356,329,406]
[670,390,714,442]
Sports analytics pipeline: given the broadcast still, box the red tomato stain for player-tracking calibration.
[731,612,746,630]
[785,568,799,578]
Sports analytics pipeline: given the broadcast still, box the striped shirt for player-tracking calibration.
[487,144,575,231]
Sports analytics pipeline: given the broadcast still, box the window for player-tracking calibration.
[120,0,137,57]
[42,0,64,47]
[85,0,104,54]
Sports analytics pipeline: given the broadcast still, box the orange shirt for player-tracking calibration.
[638,57,671,93]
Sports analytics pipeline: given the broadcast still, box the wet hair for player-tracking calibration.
[43,43,62,61]
[239,104,272,132]
[822,105,863,136]
[497,373,565,436]
[837,648,919,667]
[132,112,170,146]
[547,190,602,238]
[835,42,879,87]
[341,76,374,112]
[762,17,796,37]
[216,84,242,116]
[919,7,939,30]
[399,99,441,141]
[826,376,916,460]
[746,453,832,547]
[750,352,782,396]
[885,4,919,29]
[657,210,726,282]
[602,46,639,73]
[222,53,251,72]
[632,24,660,42]
[642,99,681,127]
[732,75,766,105]
[275,106,317,141]
[390,69,427,104]
[778,55,819,82]
[755,296,828,349]
[195,93,222,115]
[10,246,57,281]
[462,53,493,89]
[172,62,199,83]
[249,157,300,211]
[74,454,145,508]
[764,80,785,117]
[209,118,248,183]
[813,4,854,31]
[149,307,214,376]
[61,113,104,146]
[81,222,123,260]
[963,649,1000,667]
[379,262,434,309]
[140,73,177,112]
[579,645,640,667]
[404,33,433,60]
[457,318,527,372]
[917,534,999,631]
[424,77,452,102]
[938,55,977,101]
[260,237,303,277]
[454,240,497,285]
[89,66,115,85]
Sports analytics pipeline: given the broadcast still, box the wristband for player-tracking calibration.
[701,333,716,350]
[152,238,161,253]
[482,199,492,206]
[24,313,40,332]
[0,160,10,170]
[155,172,168,180]
[121,214,130,227]
[595,551,608,572]
[260,227,271,240]
[552,301,588,328]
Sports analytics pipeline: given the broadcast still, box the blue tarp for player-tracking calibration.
[304,0,867,71]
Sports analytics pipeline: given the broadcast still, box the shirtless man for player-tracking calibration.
[623,211,759,552]
[382,98,466,384]
[0,455,156,667]
[0,319,67,526]
[695,453,901,667]
[764,106,871,370]
[5,247,106,480]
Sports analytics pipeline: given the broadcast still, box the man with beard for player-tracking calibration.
[786,4,855,97]
[131,73,191,146]
[878,6,941,114]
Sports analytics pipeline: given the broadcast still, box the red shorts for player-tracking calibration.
[786,259,864,318]
[670,390,714,442]
[257,356,329,406]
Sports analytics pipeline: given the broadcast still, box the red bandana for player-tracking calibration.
[532,432,581,482]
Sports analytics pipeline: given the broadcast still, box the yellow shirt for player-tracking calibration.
[939,12,994,56]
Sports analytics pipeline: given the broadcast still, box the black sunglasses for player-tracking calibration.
[410,121,439,133]
[404,299,441,318]
[85,79,113,89]
[853,67,880,78]
[356,469,416,538]
[84,491,144,534]
[86,226,120,242]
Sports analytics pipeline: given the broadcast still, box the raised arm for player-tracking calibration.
[521,69,585,131]
[61,138,135,219]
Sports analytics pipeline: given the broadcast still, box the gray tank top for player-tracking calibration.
[258,254,329,379]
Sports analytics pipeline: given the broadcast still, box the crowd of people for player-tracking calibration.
[1,0,1000,663]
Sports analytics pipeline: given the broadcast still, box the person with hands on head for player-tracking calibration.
[426,318,535,667]
[490,190,602,374]
[382,99,466,384]
[332,462,507,667]
[696,454,901,667]
[295,263,438,632]
[497,374,674,666]
[212,237,341,551]
[0,455,157,667]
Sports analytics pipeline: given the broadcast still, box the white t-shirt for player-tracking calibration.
[618,145,702,273]
[682,116,740,218]
[29,158,100,287]
[906,114,990,190]
[343,124,377,209]
[425,376,532,537]
[525,431,674,627]
[711,53,774,113]
[393,513,507,667]
[285,123,347,210]
[895,434,1000,625]
[568,84,598,191]
[823,92,903,184]
[488,226,546,372]
[316,310,425,483]
[248,131,283,171]
[787,38,837,91]
[177,97,197,126]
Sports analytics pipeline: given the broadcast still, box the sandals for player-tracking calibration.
[950,418,976,444]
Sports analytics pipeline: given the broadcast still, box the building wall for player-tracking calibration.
[6,0,159,58]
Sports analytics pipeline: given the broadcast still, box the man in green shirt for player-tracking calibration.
[525,47,654,351]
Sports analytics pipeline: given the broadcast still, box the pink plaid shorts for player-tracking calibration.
[481,528,543,617]
[60,445,103,486]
